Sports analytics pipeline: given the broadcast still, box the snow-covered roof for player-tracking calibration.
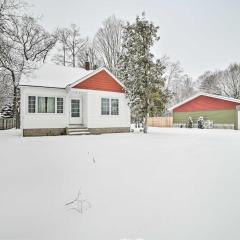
[169,92,240,111]
[20,63,94,88]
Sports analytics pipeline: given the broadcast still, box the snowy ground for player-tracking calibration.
[1,128,240,240]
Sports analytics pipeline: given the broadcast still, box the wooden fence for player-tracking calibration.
[0,118,16,130]
[147,117,173,128]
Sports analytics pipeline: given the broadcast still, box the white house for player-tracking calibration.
[19,63,131,136]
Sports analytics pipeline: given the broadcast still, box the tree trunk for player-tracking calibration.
[11,71,20,129]
[143,95,150,133]
[13,85,20,129]
[143,113,149,133]
[63,46,66,66]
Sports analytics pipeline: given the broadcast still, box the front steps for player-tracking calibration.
[66,125,91,136]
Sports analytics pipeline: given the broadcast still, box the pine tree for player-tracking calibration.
[1,104,14,119]
[118,13,169,133]
[197,116,204,129]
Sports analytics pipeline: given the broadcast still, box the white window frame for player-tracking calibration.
[28,96,36,113]
[26,95,65,115]
[37,96,56,114]
[101,98,110,115]
[101,97,119,116]
[111,98,119,115]
[57,97,64,114]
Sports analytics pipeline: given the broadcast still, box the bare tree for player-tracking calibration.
[179,74,195,100]
[66,24,86,67]
[77,38,103,69]
[197,70,221,95]
[52,27,70,66]
[164,59,183,89]
[197,63,240,99]
[0,15,56,127]
[94,15,123,74]
[221,63,240,99]
[0,0,26,30]
[53,24,86,67]
[3,15,56,61]
[164,59,195,105]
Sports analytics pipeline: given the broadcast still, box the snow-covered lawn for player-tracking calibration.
[1,128,240,240]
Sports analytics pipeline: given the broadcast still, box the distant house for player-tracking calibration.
[169,93,240,130]
[19,63,130,136]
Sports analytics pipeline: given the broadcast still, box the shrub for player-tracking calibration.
[186,116,193,128]
[0,104,14,119]
[197,116,204,129]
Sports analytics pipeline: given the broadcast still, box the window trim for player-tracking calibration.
[101,97,119,116]
[37,96,56,113]
[101,98,110,115]
[26,95,65,115]
[111,98,119,115]
[57,97,64,114]
[71,99,81,118]
[28,96,36,113]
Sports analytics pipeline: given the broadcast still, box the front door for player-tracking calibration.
[70,98,82,124]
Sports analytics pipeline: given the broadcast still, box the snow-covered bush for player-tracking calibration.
[186,116,193,128]
[130,122,144,132]
[0,104,14,119]
[197,116,204,129]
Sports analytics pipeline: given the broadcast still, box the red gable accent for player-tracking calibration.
[174,95,239,112]
[73,70,125,93]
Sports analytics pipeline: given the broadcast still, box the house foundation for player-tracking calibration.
[23,127,130,136]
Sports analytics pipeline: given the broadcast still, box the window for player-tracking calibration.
[101,98,119,115]
[28,96,36,113]
[57,98,63,113]
[38,97,55,113]
[101,98,110,115]
[71,99,80,117]
[111,99,119,115]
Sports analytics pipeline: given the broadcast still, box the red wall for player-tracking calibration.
[174,96,239,112]
[73,70,125,93]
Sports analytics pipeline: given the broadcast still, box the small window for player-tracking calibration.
[111,99,119,115]
[57,98,63,113]
[71,99,80,117]
[38,97,55,113]
[28,96,36,113]
[101,98,110,115]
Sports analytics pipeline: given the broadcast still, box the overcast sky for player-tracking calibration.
[29,0,240,79]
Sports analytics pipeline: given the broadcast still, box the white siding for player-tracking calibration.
[21,86,68,129]
[86,90,130,128]
[21,87,131,130]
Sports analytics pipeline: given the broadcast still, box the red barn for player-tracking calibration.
[169,93,240,129]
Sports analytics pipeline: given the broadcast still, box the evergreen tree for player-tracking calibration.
[118,13,169,133]
[197,116,204,129]
[1,104,14,119]
[186,116,193,128]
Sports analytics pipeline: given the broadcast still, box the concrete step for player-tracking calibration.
[68,128,89,133]
[68,124,84,129]
[68,131,90,135]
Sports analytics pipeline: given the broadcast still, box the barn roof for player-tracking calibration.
[169,92,240,111]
